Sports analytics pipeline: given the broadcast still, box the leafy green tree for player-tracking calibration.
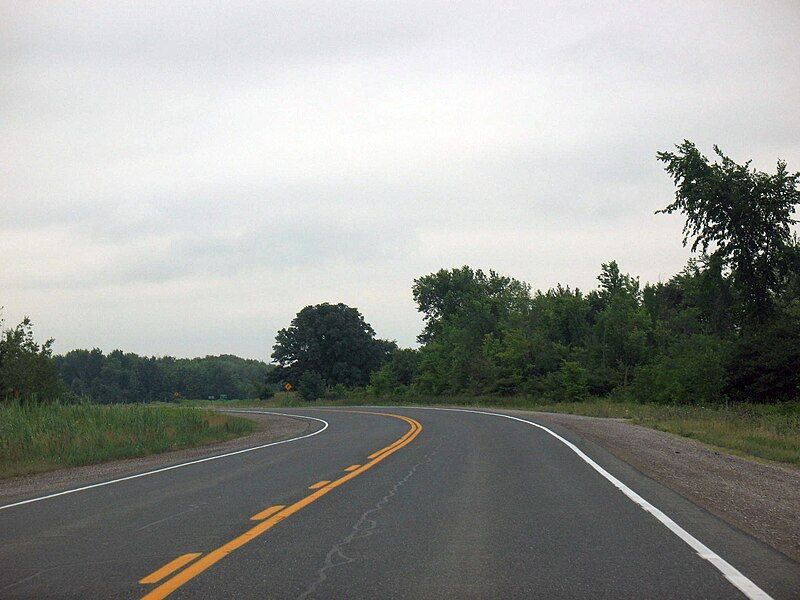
[272,303,392,387]
[413,266,530,344]
[0,316,63,403]
[411,267,530,394]
[643,256,736,340]
[543,361,590,403]
[723,311,800,403]
[628,334,729,405]
[297,370,326,401]
[53,349,271,402]
[586,262,652,390]
[251,379,275,400]
[369,348,420,396]
[657,141,800,324]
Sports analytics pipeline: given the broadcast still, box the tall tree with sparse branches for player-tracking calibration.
[657,141,799,325]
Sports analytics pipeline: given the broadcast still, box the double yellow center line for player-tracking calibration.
[140,411,422,599]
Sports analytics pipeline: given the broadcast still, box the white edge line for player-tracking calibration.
[0,411,328,512]
[364,405,773,600]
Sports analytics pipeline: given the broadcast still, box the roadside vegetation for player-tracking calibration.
[1,140,798,471]
[265,143,799,412]
[0,402,254,478]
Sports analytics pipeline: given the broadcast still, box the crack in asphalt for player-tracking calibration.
[135,504,200,532]
[297,445,440,600]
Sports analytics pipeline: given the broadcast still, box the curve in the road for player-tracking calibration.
[394,406,772,600]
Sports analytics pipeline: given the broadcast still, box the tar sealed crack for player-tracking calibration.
[298,445,439,599]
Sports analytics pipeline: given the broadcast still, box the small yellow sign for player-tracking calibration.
[284,383,293,392]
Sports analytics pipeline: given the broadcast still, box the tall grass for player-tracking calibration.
[0,402,254,478]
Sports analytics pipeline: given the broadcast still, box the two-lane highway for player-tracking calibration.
[0,408,797,599]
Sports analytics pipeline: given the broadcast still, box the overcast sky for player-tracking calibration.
[2,1,799,360]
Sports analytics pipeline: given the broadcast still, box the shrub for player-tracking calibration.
[543,361,590,402]
[0,317,63,403]
[297,371,326,401]
[326,383,348,400]
[257,385,275,400]
[630,334,728,404]
[724,314,800,403]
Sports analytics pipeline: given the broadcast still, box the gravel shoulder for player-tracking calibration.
[0,411,310,506]
[509,409,800,563]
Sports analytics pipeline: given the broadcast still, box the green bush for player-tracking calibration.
[0,317,64,403]
[543,361,590,402]
[326,383,348,400]
[724,313,800,403]
[297,371,326,401]
[629,334,728,404]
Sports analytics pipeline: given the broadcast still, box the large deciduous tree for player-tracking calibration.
[657,141,799,325]
[411,266,530,394]
[271,303,392,388]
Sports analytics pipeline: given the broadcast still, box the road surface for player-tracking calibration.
[0,407,797,599]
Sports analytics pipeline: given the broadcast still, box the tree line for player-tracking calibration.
[273,142,799,404]
[0,324,272,403]
[2,141,798,405]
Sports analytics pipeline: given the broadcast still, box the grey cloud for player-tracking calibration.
[2,1,799,358]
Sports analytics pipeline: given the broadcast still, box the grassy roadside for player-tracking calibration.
[191,393,800,467]
[0,402,255,479]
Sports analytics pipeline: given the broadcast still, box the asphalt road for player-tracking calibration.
[0,407,798,599]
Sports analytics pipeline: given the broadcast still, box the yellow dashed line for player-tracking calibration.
[250,505,285,521]
[140,412,422,600]
[139,553,201,584]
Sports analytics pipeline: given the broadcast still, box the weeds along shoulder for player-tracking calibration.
[0,402,254,479]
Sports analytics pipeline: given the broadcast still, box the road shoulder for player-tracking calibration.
[0,412,309,506]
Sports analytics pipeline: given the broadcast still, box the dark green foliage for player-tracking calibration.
[411,267,530,394]
[381,142,798,406]
[413,266,530,345]
[271,303,392,387]
[52,351,271,403]
[1,312,272,405]
[643,256,735,339]
[543,361,590,403]
[628,335,729,405]
[0,317,64,403]
[325,383,349,400]
[657,141,799,324]
[585,261,651,389]
[369,348,420,397]
[254,383,275,400]
[297,371,326,401]
[403,252,796,404]
[724,314,800,403]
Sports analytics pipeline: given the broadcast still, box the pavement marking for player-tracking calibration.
[397,406,773,600]
[139,553,201,584]
[366,420,419,459]
[0,411,328,513]
[308,480,331,489]
[250,505,285,521]
[344,464,361,472]
[140,412,422,600]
